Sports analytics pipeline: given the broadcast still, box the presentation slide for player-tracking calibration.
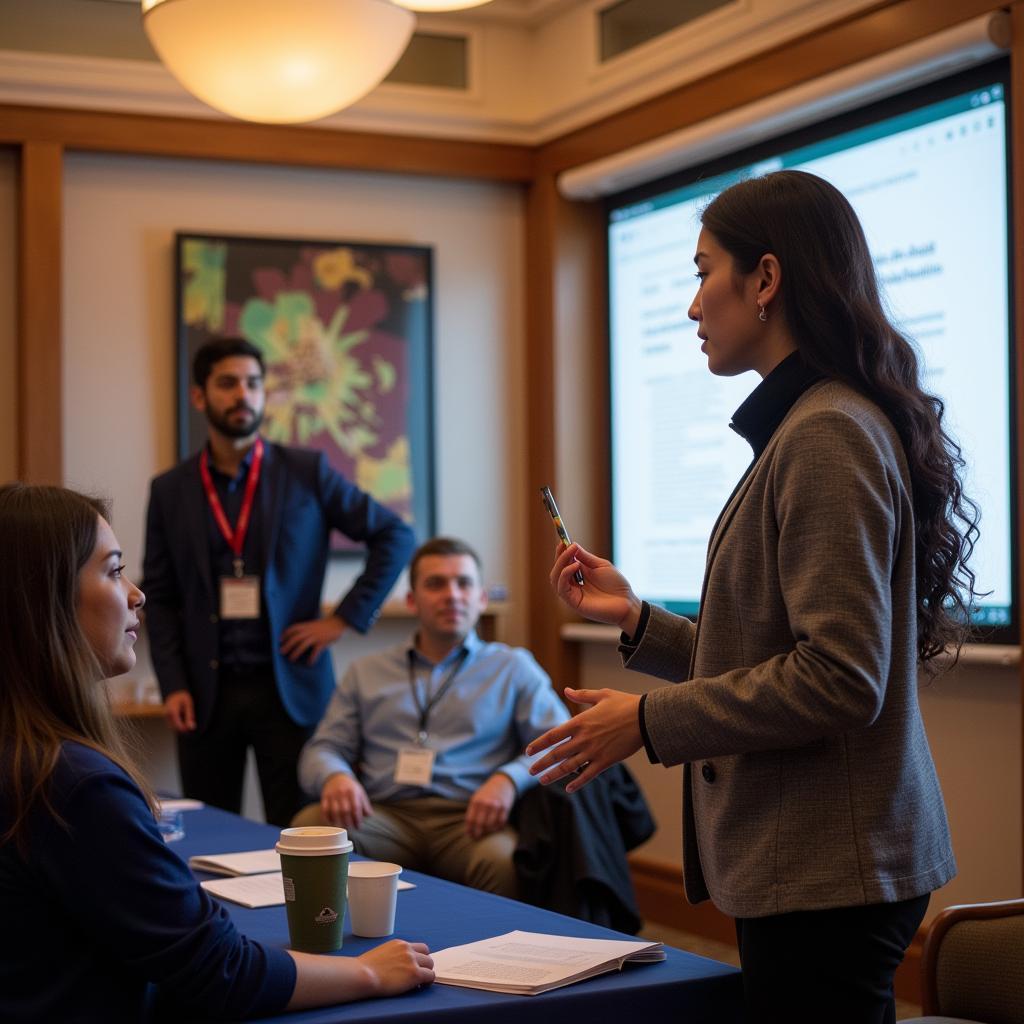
[609,77,1011,627]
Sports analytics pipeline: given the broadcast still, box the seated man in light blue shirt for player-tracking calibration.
[295,537,570,898]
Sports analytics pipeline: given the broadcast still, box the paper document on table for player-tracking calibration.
[201,872,416,908]
[202,872,286,908]
[188,849,280,876]
[432,930,664,995]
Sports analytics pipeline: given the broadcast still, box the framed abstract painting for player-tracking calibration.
[175,232,434,553]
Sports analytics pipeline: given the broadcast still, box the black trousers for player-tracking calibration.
[177,666,313,827]
[734,893,929,1024]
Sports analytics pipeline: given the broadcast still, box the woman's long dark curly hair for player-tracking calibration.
[702,169,979,664]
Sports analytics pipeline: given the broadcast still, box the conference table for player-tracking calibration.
[174,804,744,1023]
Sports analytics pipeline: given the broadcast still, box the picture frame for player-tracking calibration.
[175,232,435,553]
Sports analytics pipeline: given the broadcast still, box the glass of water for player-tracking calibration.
[157,808,185,843]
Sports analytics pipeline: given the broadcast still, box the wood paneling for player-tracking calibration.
[0,104,534,183]
[535,0,1007,176]
[524,172,566,681]
[16,140,62,483]
[522,175,607,686]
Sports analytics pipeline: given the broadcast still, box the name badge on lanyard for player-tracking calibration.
[200,439,264,621]
[394,647,469,786]
[394,746,436,786]
[220,576,261,619]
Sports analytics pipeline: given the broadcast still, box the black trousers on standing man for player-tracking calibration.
[177,665,313,827]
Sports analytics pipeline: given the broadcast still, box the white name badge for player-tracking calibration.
[394,746,435,786]
[219,576,261,619]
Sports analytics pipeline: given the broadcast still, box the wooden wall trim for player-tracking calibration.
[0,104,535,183]
[535,0,1006,176]
[521,177,606,683]
[1012,2,1024,895]
[524,172,566,681]
[17,140,63,483]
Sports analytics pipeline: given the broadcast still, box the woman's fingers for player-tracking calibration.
[525,720,574,758]
[565,759,600,794]
[528,743,577,778]
[564,687,601,706]
[550,541,580,588]
[553,544,594,592]
[539,750,596,786]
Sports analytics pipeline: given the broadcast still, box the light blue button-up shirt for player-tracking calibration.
[299,631,570,803]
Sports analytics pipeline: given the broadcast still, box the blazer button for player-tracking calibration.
[209,658,219,670]
[701,761,716,784]
[209,613,219,624]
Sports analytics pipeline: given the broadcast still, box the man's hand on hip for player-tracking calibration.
[164,690,196,733]
[280,614,347,664]
[320,772,373,831]
[465,773,516,840]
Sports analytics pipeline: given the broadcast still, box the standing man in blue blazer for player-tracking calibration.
[143,336,415,825]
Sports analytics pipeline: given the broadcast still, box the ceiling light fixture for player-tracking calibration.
[391,0,495,10]
[141,0,415,124]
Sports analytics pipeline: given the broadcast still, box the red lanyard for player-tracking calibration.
[199,438,264,577]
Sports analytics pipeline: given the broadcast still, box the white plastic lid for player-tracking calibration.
[275,826,354,856]
[348,860,403,878]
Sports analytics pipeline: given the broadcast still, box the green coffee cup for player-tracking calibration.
[276,826,354,953]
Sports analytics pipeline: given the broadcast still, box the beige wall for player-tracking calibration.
[577,637,1023,922]
[0,148,16,482]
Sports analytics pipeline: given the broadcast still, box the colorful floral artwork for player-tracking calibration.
[176,234,434,553]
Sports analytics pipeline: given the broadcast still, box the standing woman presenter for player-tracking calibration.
[527,170,977,1024]
[0,484,433,1022]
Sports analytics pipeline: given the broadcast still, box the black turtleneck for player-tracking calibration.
[729,349,825,458]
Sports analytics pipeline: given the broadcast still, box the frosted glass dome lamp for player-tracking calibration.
[391,0,495,10]
[141,0,415,124]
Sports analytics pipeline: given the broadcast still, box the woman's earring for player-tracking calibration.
[757,304,768,323]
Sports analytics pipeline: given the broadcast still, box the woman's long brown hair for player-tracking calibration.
[0,483,153,852]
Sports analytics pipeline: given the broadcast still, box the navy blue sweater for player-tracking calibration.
[0,742,296,1021]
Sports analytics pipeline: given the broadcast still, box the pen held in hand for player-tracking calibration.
[540,486,585,586]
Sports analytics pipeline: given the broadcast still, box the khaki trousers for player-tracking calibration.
[292,796,519,899]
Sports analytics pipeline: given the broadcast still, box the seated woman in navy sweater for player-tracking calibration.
[0,483,434,1022]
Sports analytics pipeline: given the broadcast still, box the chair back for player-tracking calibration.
[922,898,1024,1023]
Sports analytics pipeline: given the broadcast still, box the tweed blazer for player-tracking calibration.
[625,379,956,918]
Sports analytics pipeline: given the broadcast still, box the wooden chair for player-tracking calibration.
[901,898,1024,1023]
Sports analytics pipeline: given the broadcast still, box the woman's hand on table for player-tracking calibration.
[286,940,434,1009]
[360,940,435,996]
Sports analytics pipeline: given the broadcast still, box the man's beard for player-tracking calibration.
[206,403,264,439]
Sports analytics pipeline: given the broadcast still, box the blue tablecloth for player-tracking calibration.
[174,805,744,1023]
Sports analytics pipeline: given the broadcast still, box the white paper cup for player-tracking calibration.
[347,861,402,937]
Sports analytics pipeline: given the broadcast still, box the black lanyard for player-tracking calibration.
[407,647,470,744]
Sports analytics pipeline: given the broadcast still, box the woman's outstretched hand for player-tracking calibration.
[525,687,642,793]
[550,543,643,637]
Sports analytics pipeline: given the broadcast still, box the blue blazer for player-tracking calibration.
[143,442,415,732]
